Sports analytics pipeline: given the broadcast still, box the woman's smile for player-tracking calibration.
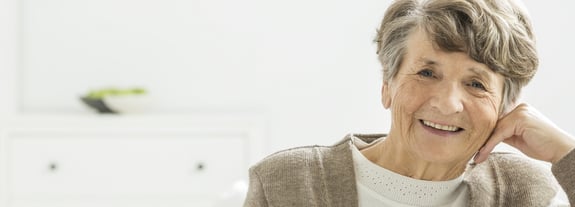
[419,119,464,137]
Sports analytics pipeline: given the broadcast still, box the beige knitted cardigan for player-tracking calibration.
[244,134,575,207]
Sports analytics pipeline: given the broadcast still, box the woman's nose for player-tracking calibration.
[429,84,464,115]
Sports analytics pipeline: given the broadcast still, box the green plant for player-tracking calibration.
[85,87,147,99]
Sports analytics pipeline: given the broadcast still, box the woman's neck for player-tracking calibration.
[359,136,468,181]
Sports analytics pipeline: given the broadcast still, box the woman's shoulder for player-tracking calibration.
[465,152,558,206]
[252,145,329,170]
[245,136,359,207]
[250,133,385,173]
[470,152,556,183]
[486,152,554,177]
[249,137,354,179]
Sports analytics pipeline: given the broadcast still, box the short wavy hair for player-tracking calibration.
[375,0,537,112]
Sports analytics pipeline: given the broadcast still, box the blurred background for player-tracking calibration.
[0,0,573,206]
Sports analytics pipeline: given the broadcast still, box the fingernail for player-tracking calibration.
[478,146,485,153]
[473,149,482,162]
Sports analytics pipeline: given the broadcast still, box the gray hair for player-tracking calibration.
[375,0,537,112]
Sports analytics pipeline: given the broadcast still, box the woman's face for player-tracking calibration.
[383,29,505,165]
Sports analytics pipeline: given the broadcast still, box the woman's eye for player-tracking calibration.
[417,69,434,78]
[470,81,486,91]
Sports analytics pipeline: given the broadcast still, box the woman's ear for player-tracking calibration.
[381,81,391,109]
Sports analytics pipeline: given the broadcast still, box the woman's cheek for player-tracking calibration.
[469,100,500,144]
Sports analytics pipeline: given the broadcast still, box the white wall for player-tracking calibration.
[521,1,575,137]
[4,0,575,157]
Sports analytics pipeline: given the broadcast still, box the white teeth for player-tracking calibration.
[422,120,460,132]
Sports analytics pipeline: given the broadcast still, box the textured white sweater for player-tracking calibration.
[351,136,468,207]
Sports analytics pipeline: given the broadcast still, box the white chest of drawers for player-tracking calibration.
[0,114,265,207]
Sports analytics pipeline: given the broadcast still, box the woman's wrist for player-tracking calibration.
[551,134,575,164]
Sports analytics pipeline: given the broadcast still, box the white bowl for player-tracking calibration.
[103,96,152,114]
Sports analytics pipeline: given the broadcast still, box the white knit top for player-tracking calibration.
[350,135,469,207]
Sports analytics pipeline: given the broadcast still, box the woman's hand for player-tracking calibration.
[474,103,575,164]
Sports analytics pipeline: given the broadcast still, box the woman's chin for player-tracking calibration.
[415,145,464,164]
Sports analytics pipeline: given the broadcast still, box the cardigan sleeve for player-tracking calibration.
[552,148,575,206]
[243,167,268,207]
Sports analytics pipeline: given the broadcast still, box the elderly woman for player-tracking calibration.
[244,0,575,206]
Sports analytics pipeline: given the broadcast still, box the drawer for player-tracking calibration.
[7,132,247,197]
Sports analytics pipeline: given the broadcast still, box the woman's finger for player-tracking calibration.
[473,109,519,164]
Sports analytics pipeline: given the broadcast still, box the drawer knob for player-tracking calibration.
[196,163,205,171]
[48,162,58,172]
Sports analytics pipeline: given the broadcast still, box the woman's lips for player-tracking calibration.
[419,119,464,136]
[421,120,462,132]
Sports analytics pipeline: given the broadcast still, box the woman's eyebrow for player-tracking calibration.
[468,67,493,81]
[416,57,439,66]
